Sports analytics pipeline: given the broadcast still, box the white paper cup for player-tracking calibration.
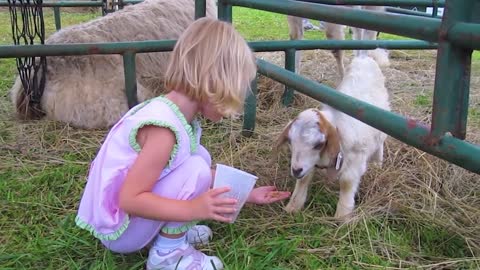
[213,163,258,223]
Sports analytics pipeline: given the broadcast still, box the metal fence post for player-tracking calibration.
[430,0,473,142]
[195,0,206,19]
[282,48,296,106]
[242,76,258,137]
[123,51,138,108]
[53,7,61,30]
[218,0,232,22]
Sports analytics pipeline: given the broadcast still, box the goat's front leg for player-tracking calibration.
[371,144,384,167]
[285,171,314,213]
[335,179,359,219]
[334,160,367,220]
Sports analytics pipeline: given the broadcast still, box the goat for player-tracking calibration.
[287,5,387,78]
[275,51,391,220]
[10,0,217,129]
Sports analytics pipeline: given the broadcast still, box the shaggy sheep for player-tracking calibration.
[11,0,217,129]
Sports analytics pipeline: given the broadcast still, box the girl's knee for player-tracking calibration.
[184,155,212,194]
[150,155,212,202]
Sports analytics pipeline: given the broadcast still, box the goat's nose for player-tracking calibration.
[292,167,303,178]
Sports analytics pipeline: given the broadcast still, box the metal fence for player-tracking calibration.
[0,0,479,174]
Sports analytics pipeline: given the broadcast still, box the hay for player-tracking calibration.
[227,49,480,253]
[1,47,479,267]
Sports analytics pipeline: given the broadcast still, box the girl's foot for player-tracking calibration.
[186,225,212,246]
[147,235,223,270]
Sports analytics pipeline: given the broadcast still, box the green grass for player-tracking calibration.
[414,93,431,107]
[1,6,480,270]
[233,7,327,41]
[474,51,480,61]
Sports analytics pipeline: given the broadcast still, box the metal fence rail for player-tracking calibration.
[385,6,442,18]
[0,0,444,31]
[295,0,445,6]
[0,40,437,57]
[0,39,437,108]
[224,0,479,49]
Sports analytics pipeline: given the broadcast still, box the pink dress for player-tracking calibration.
[75,96,213,253]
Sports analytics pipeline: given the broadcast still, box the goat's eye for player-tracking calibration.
[313,142,324,150]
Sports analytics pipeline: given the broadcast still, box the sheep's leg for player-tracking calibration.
[351,6,381,42]
[363,28,378,41]
[348,6,365,57]
[351,25,364,41]
[363,6,384,41]
[334,157,367,220]
[287,16,304,72]
[325,22,345,78]
[350,26,365,57]
[285,171,314,213]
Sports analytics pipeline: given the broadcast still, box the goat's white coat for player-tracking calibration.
[10,0,217,129]
[280,55,391,219]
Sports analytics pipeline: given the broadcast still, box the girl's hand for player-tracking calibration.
[247,186,291,205]
[191,187,238,223]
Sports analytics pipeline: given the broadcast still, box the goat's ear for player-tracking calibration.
[315,111,341,159]
[274,119,294,153]
[324,126,341,159]
[270,119,294,166]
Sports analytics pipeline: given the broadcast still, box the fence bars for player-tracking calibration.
[0,0,449,31]
[255,58,480,174]
[1,0,479,174]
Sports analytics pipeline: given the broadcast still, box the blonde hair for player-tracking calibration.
[164,17,257,117]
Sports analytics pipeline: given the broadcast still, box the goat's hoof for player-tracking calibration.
[334,208,353,221]
[284,203,302,214]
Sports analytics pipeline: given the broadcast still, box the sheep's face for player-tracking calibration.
[276,109,340,180]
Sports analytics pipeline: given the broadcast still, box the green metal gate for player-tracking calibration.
[0,0,479,174]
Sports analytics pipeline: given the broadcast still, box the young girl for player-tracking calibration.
[75,17,290,270]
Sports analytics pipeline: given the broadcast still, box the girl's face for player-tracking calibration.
[200,101,223,122]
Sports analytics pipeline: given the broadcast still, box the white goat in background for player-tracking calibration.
[287,5,387,78]
[276,50,391,220]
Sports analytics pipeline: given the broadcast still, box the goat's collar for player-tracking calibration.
[316,148,344,171]
[334,151,344,171]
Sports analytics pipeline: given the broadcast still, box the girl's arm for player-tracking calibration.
[210,168,290,205]
[247,186,291,204]
[119,126,236,223]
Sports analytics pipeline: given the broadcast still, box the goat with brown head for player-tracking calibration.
[275,55,391,220]
[276,108,345,214]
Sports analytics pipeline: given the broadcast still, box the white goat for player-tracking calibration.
[10,0,217,129]
[287,5,387,78]
[276,51,391,219]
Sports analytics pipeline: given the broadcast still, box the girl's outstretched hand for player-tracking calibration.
[191,187,238,223]
[247,186,291,205]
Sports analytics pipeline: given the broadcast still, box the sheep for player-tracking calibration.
[287,5,387,78]
[10,0,217,129]
[275,51,391,220]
